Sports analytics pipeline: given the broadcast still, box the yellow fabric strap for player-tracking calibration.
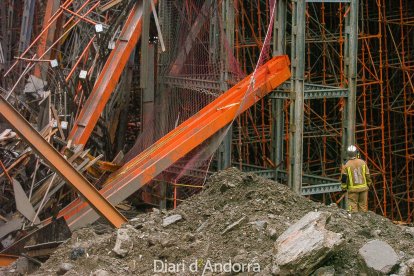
[346,167,353,187]
[362,164,367,185]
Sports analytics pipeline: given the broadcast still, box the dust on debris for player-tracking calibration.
[16,168,414,275]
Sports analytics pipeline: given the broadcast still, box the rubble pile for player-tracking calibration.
[6,168,413,275]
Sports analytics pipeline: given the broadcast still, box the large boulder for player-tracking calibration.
[358,239,399,275]
[273,211,343,275]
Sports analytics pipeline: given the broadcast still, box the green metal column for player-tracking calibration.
[217,0,234,170]
[342,0,358,160]
[288,0,305,194]
[272,0,287,181]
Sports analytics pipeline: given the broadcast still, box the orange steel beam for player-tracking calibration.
[0,254,18,267]
[34,0,61,78]
[57,55,291,230]
[0,96,127,228]
[68,0,157,146]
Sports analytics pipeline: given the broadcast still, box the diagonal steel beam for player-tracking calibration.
[169,0,213,75]
[0,95,127,228]
[57,55,291,230]
[68,0,157,146]
[0,254,18,267]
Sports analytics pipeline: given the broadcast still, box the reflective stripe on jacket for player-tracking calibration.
[341,158,371,192]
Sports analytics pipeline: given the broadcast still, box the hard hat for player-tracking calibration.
[347,145,358,159]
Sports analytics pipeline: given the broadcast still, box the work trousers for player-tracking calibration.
[347,190,368,212]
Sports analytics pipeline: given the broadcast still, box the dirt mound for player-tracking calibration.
[23,168,414,275]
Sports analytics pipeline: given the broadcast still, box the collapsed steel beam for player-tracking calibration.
[0,254,18,267]
[58,55,291,230]
[68,0,157,146]
[0,96,127,228]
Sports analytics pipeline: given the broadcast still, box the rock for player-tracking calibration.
[152,208,161,215]
[184,233,196,242]
[57,263,74,275]
[251,220,268,231]
[221,216,246,234]
[406,258,414,274]
[220,181,236,193]
[371,229,381,238]
[70,247,85,260]
[359,240,399,275]
[162,214,182,227]
[90,269,109,276]
[267,228,278,240]
[395,262,409,276]
[274,211,343,275]
[313,266,335,276]
[113,228,132,257]
[196,221,208,233]
[271,264,281,275]
[160,239,175,247]
[404,227,414,238]
[14,257,30,275]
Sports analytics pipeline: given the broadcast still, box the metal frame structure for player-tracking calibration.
[0,95,127,228]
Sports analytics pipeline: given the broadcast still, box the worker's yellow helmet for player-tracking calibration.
[347,145,358,159]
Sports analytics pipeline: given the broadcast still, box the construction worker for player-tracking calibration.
[341,145,372,212]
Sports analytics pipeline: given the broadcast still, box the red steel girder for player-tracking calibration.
[68,0,157,145]
[57,55,291,230]
[0,96,127,228]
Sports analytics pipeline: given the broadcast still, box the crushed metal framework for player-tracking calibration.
[0,0,413,263]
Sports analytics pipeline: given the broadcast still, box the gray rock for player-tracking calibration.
[57,263,74,275]
[271,264,281,275]
[274,211,343,275]
[152,208,161,215]
[251,220,268,231]
[313,266,335,276]
[221,216,246,234]
[267,228,278,240]
[196,221,208,233]
[70,247,85,260]
[359,239,399,275]
[113,228,132,257]
[394,262,409,276]
[90,269,109,276]
[14,257,29,275]
[371,229,381,238]
[162,214,182,227]
[404,227,414,238]
[406,258,414,274]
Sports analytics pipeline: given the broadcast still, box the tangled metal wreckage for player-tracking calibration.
[0,0,413,266]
